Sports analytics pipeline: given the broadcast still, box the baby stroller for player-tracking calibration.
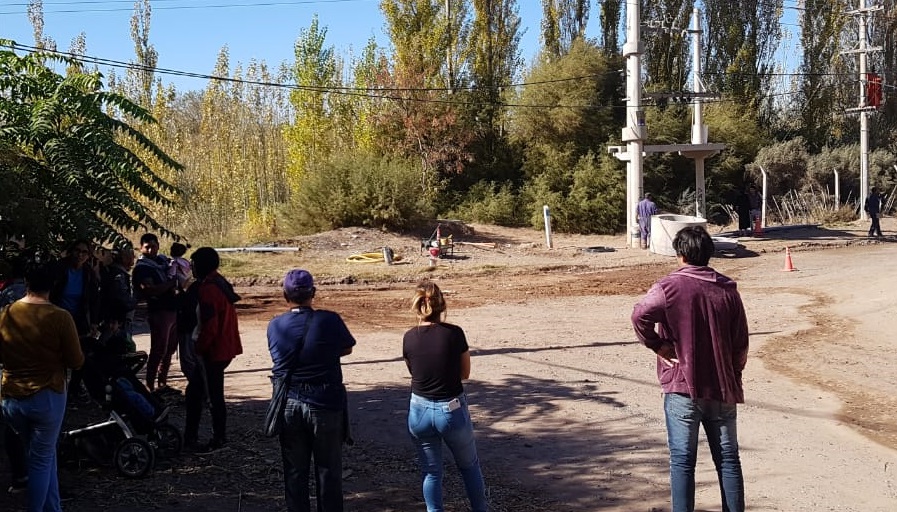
[60,335,183,478]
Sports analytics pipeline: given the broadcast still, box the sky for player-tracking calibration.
[0,0,799,93]
[0,0,562,91]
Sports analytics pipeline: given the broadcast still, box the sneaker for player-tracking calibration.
[195,439,228,455]
[7,477,27,494]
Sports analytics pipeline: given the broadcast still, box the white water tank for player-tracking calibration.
[649,215,708,256]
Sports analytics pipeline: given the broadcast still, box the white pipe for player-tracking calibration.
[760,166,768,228]
[834,169,840,207]
[543,205,553,249]
[216,247,300,253]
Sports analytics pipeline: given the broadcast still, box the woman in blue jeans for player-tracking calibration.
[402,281,487,512]
[1,264,84,512]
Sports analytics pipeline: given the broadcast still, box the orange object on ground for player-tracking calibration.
[781,247,797,272]
[753,217,763,236]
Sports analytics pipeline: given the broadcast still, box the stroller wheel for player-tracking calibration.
[151,423,183,459]
[114,437,155,478]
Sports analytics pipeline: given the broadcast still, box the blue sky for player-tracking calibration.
[0,0,562,91]
[0,1,797,92]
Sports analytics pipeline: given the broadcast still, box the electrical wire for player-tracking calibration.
[0,41,880,112]
[0,0,376,16]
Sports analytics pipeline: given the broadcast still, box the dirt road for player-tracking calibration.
[6,222,897,511]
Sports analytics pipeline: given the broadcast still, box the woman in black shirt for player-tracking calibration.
[402,281,487,512]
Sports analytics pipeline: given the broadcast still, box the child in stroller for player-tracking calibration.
[60,334,183,478]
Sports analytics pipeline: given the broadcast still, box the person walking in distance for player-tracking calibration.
[864,187,883,237]
[189,247,242,453]
[636,193,659,249]
[267,269,356,512]
[132,233,179,393]
[631,226,749,512]
[747,185,761,235]
[403,281,487,512]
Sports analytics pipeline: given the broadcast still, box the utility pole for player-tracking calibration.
[622,0,645,248]
[843,0,882,220]
[610,5,723,246]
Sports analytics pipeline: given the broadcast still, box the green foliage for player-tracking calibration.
[746,137,811,195]
[806,145,897,199]
[521,149,625,233]
[511,39,622,161]
[0,46,181,249]
[281,151,440,234]
[448,181,526,226]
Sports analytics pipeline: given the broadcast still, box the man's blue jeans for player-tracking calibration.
[664,393,745,512]
[2,388,67,512]
[279,398,344,512]
[408,393,487,512]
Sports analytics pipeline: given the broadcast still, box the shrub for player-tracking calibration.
[522,151,625,234]
[280,152,440,234]
[448,182,526,226]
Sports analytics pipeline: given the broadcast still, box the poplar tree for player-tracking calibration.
[540,0,590,60]
[283,16,339,192]
[798,0,848,149]
[702,0,782,118]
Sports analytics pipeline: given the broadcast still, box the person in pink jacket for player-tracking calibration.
[631,225,749,512]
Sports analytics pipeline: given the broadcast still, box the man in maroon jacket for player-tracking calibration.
[187,247,243,453]
[631,226,749,512]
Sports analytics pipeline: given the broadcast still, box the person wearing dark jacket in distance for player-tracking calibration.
[132,233,179,392]
[188,247,242,454]
[267,269,355,512]
[1,263,84,512]
[631,225,749,512]
[403,281,487,512]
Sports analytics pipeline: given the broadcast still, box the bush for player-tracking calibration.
[522,151,626,234]
[280,152,440,234]
[448,182,526,226]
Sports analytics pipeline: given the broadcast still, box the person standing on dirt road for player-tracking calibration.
[267,269,356,512]
[864,187,883,237]
[631,225,749,512]
[132,233,180,393]
[188,247,243,454]
[403,280,488,512]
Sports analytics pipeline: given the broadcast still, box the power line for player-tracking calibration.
[0,0,375,16]
[0,41,856,113]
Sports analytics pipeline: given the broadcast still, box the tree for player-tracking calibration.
[127,0,158,109]
[703,0,782,117]
[598,0,621,54]
[511,39,622,162]
[642,0,692,92]
[540,0,590,60]
[26,1,56,51]
[283,16,340,192]
[380,0,477,181]
[0,47,181,249]
[797,0,849,149]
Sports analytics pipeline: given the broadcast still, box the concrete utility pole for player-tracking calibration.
[610,6,723,245]
[843,0,882,220]
[622,0,645,248]
[689,9,708,218]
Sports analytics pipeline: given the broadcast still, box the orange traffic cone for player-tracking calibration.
[753,216,763,236]
[781,247,797,272]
